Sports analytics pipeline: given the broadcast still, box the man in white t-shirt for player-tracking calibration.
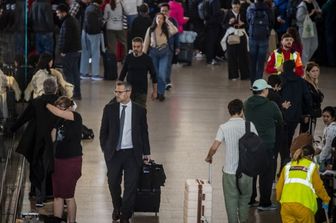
[205,99,258,223]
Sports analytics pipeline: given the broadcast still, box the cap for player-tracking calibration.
[251,79,272,91]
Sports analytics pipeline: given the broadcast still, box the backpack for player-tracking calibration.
[236,122,267,193]
[197,0,210,20]
[249,6,270,40]
[84,4,102,34]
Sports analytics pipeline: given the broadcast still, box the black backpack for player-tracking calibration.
[236,122,267,193]
[249,5,270,40]
[84,4,102,34]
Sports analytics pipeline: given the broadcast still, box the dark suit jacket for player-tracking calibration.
[99,101,150,165]
[11,94,59,187]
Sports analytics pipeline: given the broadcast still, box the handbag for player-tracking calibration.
[302,15,315,38]
[227,34,240,45]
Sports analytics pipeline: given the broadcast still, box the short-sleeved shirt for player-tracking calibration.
[215,117,258,174]
[55,112,83,159]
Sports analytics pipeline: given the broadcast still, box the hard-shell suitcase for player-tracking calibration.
[178,43,194,65]
[102,51,117,80]
[184,164,212,223]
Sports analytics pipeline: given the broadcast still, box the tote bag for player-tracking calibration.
[302,15,315,38]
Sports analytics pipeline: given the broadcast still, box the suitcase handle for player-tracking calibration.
[208,163,212,184]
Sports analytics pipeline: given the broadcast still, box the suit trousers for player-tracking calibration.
[106,149,141,218]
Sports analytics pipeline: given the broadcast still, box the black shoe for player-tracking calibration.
[112,209,120,221]
[120,215,130,223]
[157,94,165,102]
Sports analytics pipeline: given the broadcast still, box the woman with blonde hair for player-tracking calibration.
[276,144,330,223]
[300,61,324,135]
[25,53,73,101]
[47,96,82,223]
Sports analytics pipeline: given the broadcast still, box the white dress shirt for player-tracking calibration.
[215,117,258,174]
[119,101,133,149]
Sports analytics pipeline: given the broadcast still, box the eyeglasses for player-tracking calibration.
[114,90,130,94]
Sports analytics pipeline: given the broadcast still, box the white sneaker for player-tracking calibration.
[257,204,277,211]
[195,52,204,59]
[80,74,91,80]
[91,76,103,81]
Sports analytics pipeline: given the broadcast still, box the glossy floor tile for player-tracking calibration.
[21,59,336,223]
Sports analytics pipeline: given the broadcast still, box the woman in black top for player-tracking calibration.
[47,96,82,223]
[300,61,324,135]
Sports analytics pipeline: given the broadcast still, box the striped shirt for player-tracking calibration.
[215,117,258,174]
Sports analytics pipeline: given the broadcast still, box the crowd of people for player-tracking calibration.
[0,0,336,222]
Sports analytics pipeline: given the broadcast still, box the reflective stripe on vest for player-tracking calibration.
[274,51,298,74]
[284,162,316,194]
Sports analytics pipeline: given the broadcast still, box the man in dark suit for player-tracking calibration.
[100,81,151,223]
[11,78,59,207]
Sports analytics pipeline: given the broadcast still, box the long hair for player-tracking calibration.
[149,13,170,41]
[292,144,315,163]
[35,53,53,74]
[109,0,116,10]
[304,61,320,89]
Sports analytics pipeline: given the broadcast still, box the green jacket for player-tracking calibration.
[244,95,283,146]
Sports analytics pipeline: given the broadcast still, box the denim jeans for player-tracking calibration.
[62,52,81,96]
[249,39,269,84]
[149,47,170,95]
[127,14,137,30]
[166,50,174,84]
[80,31,101,77]
[35,32,54,55]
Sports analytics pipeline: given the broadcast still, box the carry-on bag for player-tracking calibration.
[178,43,194,65]
[184,164,212,223]
[134,160,166,214]
[102,51,118,80]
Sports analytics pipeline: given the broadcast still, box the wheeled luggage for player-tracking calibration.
[102,51,117,80]
[178,43,194,66]
[184,164,212,223]
[134,161,166,214]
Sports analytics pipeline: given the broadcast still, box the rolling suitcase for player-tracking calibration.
[102,51,118,80]
[184,164,212,223]
[134,161,166,214]
[178,43,194,66]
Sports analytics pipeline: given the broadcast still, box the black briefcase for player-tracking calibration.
[138,161,166,190]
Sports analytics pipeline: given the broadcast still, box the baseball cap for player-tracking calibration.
[251,79,272,91]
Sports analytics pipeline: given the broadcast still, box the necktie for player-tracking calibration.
[116,105,127,150]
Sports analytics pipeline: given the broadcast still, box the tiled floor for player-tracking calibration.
[21,59,336,223]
